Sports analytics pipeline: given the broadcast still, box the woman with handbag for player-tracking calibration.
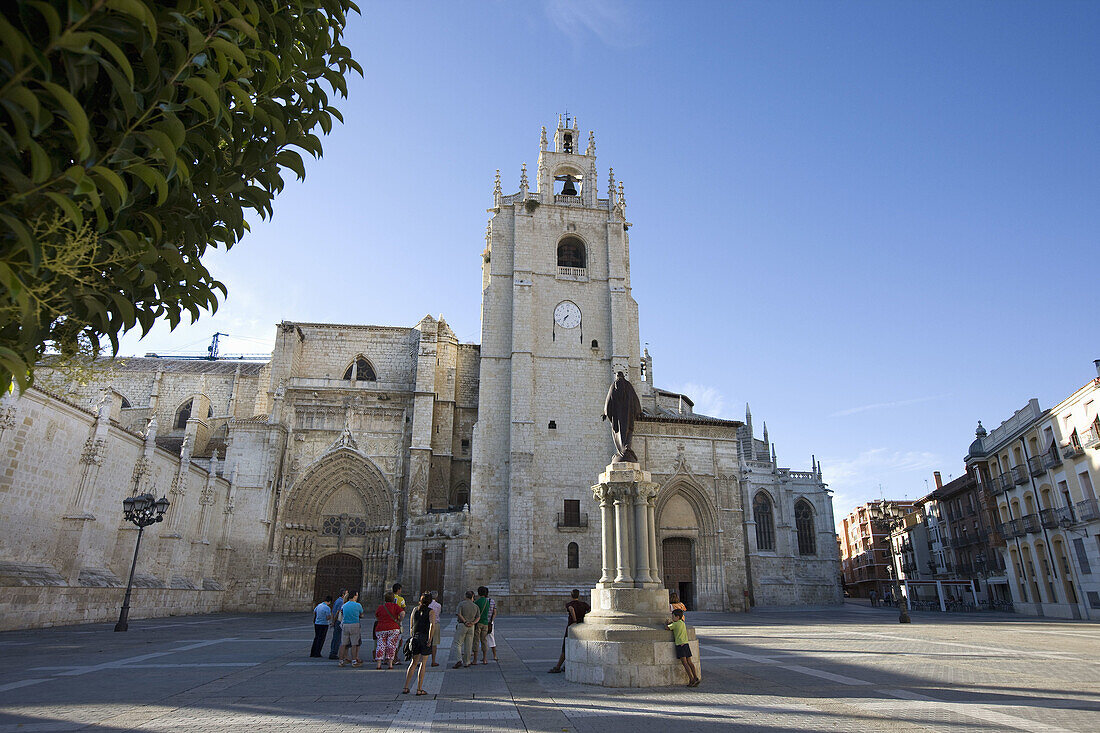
[374,591,405,670]
[402,592,436,695]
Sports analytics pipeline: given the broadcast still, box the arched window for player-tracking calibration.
[754,492,775,551]
[796,499,817,555]
[556,236,586,269]
[175,400,192,429]
[343,356,377,381]
[567,542,579,569]
[449,484,470,512]
[175,399,213,428]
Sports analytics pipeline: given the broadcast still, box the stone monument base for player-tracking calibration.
[564,586,702,687]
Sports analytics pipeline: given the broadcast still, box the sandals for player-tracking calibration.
[415,690,428,696]
[402,688,410,694]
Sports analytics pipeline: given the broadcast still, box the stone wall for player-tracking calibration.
[0,388,248,631]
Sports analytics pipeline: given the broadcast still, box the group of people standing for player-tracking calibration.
[310,583,498,695]
[312,585,700,689]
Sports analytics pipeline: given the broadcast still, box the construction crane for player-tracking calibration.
[144,333,270,361]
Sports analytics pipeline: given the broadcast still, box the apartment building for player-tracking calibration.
[965,361,1100,619]
[840,500,915,599]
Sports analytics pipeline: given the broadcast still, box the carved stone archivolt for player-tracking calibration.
[283,446,395,526]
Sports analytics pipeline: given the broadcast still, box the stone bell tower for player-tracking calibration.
[468,116,642,607]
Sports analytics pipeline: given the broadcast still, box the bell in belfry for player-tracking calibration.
[560,175,578,196]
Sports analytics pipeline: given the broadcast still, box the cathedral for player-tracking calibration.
[0,118,840,629]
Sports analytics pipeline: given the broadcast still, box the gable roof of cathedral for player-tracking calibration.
[639,409,743,428]
[108,357,268,375]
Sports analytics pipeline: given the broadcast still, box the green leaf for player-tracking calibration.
[183,76,220,118]
[210,37,247,68]
[140,129,176,166]
[104,0,158,42]
[0,214,40,269]
[275,149,306,180]
[87,32,135,85]
[39,81,91,160]
[130,161,167,202]
[27,139,50,183]
[44,192,84,228]
[91,166,129,205]
[225,17,259,42]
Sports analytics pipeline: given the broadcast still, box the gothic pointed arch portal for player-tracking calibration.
[279,447,397,608]
[655,478,722,611]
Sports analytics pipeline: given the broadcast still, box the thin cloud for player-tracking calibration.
[544,0,646,48]
[829,395,945,418]
[668,382,728,420]
[822,447,942,531]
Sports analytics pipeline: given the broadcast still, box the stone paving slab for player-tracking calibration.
[0,604,1097,731]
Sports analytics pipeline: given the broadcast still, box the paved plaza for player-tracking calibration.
[0,603,1097,732]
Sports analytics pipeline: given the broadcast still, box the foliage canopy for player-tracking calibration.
[0,0,362,391]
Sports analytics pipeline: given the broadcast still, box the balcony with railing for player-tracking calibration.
[1042,446,1063,470]
[554,194,583,206]
[1076,498,1100,523]
[556,511,589,529]
[1021,513,1041,534]
[1027,455,1046,477]
[984,477,1006,497]
[1011,464,1030,485]
[999,473,1015,492]
[1082,426,1100,450]
[1063,442,1085,460]
[557,266,588,280]
[1004,518,1024,538]
[1039,508,1059,529]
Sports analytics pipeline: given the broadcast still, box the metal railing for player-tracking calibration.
[1062,442,1085,460]
[1004,518,1024,538]
[1027,455,1046,477]
[1039,508,1059,529]
[999,473,1015,492]
[985,478,1006,496]
[1011,464,1030,485]
[1021,513,1041,534]
[1042,447,1062,469]
[1076,498,1100,522]
[1082,426,1100,450]
[556,512,588,528]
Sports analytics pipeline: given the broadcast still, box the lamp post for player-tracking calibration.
[870,508,911,624]
[114,493,170,632]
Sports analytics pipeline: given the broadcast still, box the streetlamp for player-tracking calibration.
[114,493,170,632]
[870,510,911,624]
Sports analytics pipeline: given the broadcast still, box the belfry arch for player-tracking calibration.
[278,446,398,607]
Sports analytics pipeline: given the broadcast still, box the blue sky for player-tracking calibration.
[118,1,1100,528]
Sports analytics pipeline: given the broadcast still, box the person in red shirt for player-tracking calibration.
[549,588,589,673]
[374,592,405,670]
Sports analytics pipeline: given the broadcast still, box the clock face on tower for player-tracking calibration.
[554,301,581,329]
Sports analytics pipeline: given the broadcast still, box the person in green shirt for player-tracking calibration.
[473,586,494,664]
[666,608,700,687]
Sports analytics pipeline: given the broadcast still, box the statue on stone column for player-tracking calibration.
[602,371,642,463]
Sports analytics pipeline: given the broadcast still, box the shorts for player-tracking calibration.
[411,636,430,655]
[674,643,691,659]
[340,622,362,647]
[430,623,440,646]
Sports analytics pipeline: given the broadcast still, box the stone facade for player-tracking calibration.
[0,118,840,630]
